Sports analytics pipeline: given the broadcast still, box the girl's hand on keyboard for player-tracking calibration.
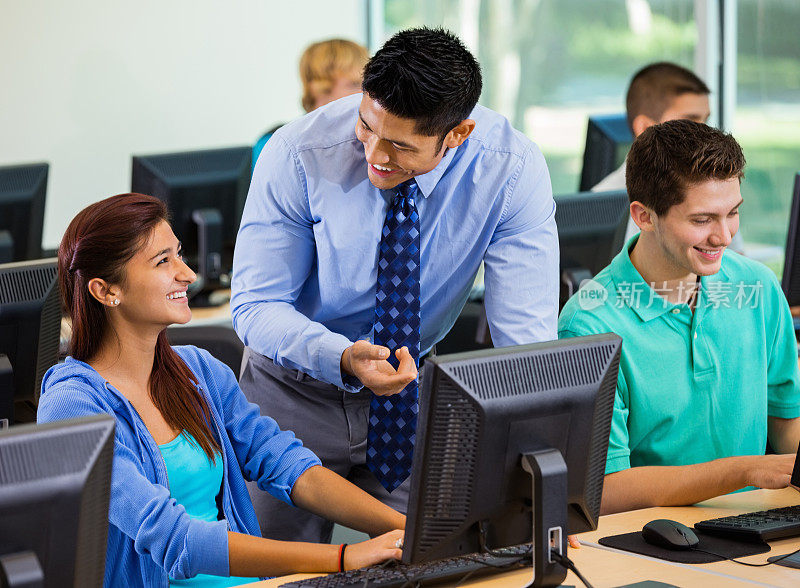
[345,529,405,570]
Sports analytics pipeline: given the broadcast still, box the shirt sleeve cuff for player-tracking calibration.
[187,518,230,577]
[317,331,363,392]
[274,452,323,506]
[768,403,800,419]
[605,454,631,475]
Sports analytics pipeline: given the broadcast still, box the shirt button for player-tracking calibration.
[671,308,680,314]
[694,333,698,339]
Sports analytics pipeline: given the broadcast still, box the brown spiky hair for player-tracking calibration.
[626,120,745,216]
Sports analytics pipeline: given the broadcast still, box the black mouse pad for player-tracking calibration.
[598,531,770,563]
[767,549,800,569]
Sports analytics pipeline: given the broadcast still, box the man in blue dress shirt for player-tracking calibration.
[232,27,559,542]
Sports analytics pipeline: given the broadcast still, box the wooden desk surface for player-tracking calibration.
[579,487,800,587]
[247,547,755,587]
[248,489,800,588]
[185,290,232,325]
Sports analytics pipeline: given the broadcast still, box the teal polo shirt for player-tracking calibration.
[558,238,800,475]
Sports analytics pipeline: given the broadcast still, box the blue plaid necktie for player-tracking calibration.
[366,179,421,492]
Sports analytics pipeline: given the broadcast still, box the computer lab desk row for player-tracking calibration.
[179,301,800,585]
[60,297,800,585]
[249,488,800,588]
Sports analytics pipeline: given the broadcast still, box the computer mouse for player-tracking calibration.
[641,519,699,550]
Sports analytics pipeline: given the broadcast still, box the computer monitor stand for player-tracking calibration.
[0,551,44,588]
[189,209,230,308]
[522,450,569,588]
[0,355,13,427]
[561,267,593,303]
[0,231,12,264]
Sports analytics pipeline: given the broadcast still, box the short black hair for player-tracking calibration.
[626,62,710,130]
[362,27,482,138]
[626,120,745,216]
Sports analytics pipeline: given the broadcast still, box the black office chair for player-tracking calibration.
[166,325,244,378]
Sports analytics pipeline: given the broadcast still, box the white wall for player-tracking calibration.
[0,0,365,248]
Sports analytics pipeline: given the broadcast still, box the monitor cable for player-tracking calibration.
[550,549,595,588]
[454,551,532,587]
[472,522,595,588]
[453,523,535,586]
[690,545,800,567]
[476,520,528,558]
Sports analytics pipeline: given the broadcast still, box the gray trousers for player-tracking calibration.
[239,346,411,543]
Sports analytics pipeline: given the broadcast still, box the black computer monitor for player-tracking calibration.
[0,233,11,265]
[404,334,621,587]
[578,114,633,192]
[0,258,61,425]
[0,415,114,588]
[555,189,629,307]
[131,147,251,306]
[781,173,800,306]
[0,163,48,262]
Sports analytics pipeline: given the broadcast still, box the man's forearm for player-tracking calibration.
[601,457,752,515]
[232,299,353,388]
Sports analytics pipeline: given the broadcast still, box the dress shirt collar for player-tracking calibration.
[407,142,459,198]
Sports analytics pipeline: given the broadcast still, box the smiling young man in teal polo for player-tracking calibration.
[559,119,800,514]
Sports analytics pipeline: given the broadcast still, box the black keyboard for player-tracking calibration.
[279,544,531,587]
[694,504,800,541]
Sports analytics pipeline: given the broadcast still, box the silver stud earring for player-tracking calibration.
[113,299,119,306]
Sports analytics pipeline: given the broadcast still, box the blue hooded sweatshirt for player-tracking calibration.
[37,345,321,588]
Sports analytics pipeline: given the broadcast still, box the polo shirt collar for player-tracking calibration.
[609,235,695,322]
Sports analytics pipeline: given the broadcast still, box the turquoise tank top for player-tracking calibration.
[159,432,258,587]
